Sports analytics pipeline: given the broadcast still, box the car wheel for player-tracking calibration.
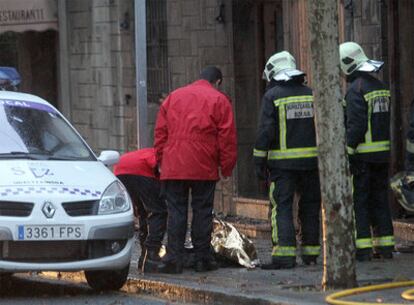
[85,264,129,291]
[0,273,13,290]
[0,272,12,280]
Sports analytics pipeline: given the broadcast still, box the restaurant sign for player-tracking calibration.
[0,0,58,33]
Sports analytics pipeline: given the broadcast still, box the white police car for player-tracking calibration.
[0,90,134,291]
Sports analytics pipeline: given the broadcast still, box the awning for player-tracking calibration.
[0,0,58,34]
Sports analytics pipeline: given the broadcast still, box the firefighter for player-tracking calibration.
[254,51,321,269]
[114,148,167,272]
[339,41,394,261]
[154,66,237,274]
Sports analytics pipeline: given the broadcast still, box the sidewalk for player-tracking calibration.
[127,237,414,305]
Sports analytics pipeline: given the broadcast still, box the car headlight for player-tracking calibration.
[98,181,131,215]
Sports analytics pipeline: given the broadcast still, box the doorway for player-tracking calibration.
[0,30,58,107]
[233,0,284,199]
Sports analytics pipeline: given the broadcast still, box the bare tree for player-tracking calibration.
[307,0,357,289]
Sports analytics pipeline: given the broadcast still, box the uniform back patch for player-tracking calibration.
[372,96,390,113]
[285,102,314,119]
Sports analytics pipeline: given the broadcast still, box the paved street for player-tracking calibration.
[0,274,192,305]
[28,235,414,305]
[128,238,414,305]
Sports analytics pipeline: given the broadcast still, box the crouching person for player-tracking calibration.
[114,148,167,273]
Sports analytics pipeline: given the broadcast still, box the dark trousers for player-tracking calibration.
[269,169,321,259]
[163,180,216,263]
[351,162,394,254]
[117,175,167,252]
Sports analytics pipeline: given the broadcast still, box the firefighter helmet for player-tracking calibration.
[390,171,414,213]
[339,42,384,75]
[262,51,305,82]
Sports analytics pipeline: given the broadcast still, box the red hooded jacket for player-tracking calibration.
[154,80,237,180]
[113,148,157,179]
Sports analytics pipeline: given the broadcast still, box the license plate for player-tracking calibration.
[17,225,85,240]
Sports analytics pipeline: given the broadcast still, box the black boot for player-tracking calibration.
[261,257,296,270]
[373,248,393,260]
[302,255,318,266]
[194,257,219,272]
[356,250,372,262]
[142,249,161,273]
[183,247,196,268]
[157,260,183,274]
[138,245,146,270]
[381,250,393,259]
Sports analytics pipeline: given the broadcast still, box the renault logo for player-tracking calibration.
[42,201,56,218]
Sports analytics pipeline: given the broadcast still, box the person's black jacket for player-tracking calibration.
[253,77,317,180]
[344,72,390,163]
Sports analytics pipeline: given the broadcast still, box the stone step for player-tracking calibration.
[393,219,414,242]
[234,197,269,220]
[229,197,414,243]
[221,215,271,239]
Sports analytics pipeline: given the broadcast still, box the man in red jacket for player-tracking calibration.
[114,148,167,273]
[154,66,237,273]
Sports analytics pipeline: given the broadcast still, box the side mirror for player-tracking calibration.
[97,150,120,166]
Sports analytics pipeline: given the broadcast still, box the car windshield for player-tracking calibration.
[0,99,95,161]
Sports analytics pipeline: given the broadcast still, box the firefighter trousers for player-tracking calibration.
[117,175,167,252]
[351,161,394,255]
[163,180,216,263]
[269,169,321,261]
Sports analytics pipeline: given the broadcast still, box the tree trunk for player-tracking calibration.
[307,0,357,290]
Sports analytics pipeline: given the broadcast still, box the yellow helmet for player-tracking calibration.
[263,51,304,82]
[339,42,384,75]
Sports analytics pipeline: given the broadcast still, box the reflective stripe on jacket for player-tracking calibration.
[253,80,318,172]
[344,73,390,163]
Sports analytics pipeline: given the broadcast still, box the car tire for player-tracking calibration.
[0,273,13,291]
[0,272,12,281]
[85,264,129,291]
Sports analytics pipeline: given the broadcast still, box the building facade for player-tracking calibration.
[1,0,413,219]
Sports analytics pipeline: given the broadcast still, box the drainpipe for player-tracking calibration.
[388,0,402,217]
[389,0,401,172]
[57,0,71,119]
[134,0,148,148]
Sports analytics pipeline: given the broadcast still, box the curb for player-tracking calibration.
[3,273,91,296]
[40,271,295,305]
[126,276,294,305]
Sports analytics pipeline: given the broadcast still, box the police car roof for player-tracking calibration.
[0,90,53,107]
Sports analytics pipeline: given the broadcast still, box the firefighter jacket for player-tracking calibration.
[253,79,318,175]
[344,73,390,163]
[154,79,237,180]
[113,148,157,179]
[406,101,414,171]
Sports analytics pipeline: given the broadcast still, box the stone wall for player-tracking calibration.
[165,0,234,91]
[65,0,237,214]
[66,0,137,154]
[162,0,236,214]
[344,0,387,81]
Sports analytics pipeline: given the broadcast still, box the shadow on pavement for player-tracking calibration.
[0,273,94,297]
